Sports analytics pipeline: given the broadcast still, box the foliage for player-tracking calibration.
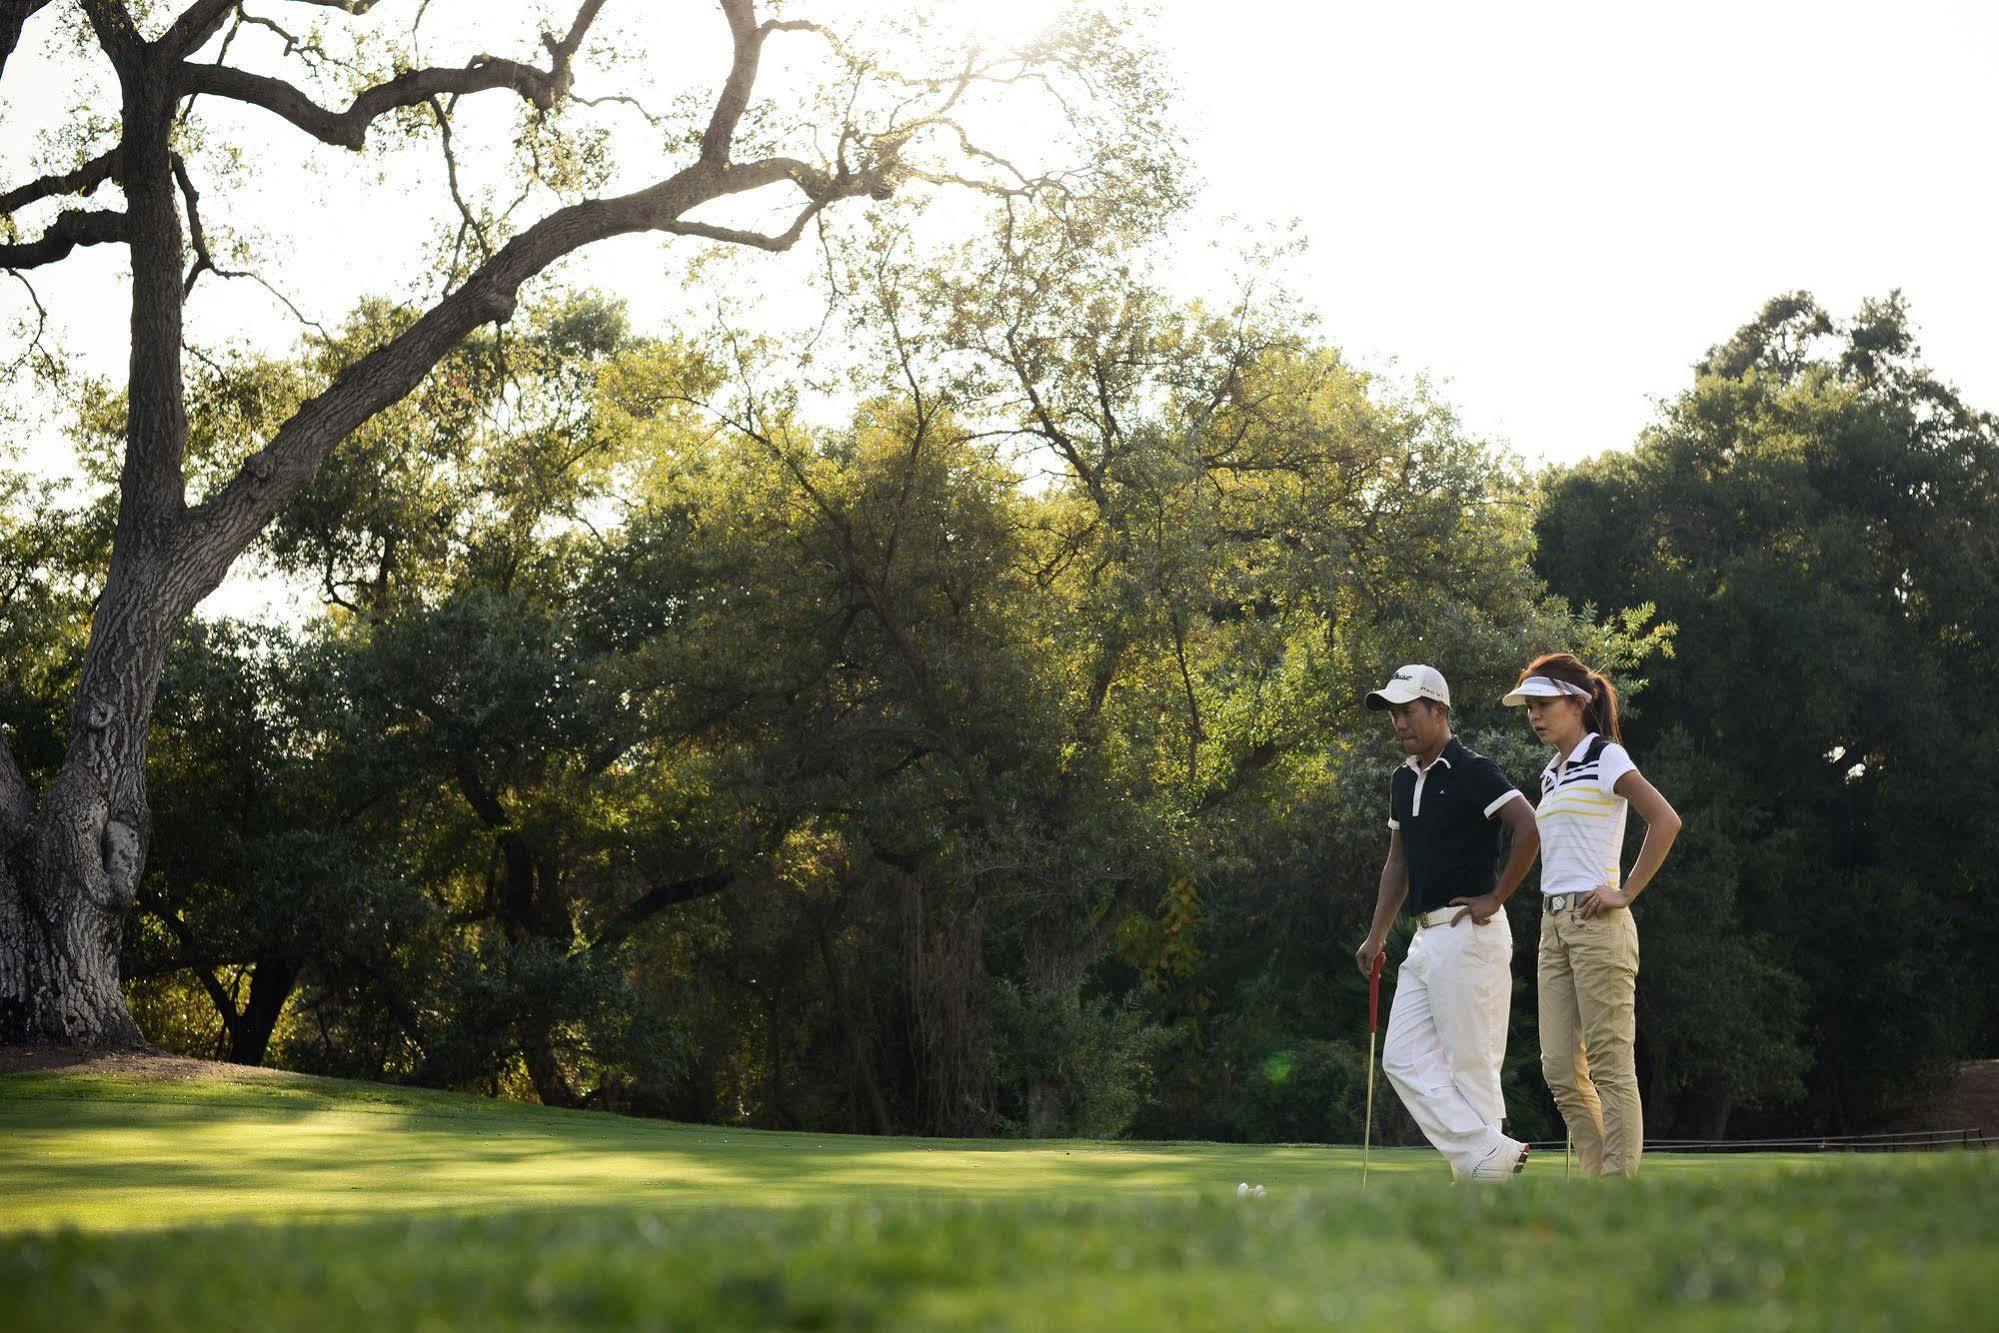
[0,465,108,779]
[14,192,1987,1138]
[1535,292,1999,1130]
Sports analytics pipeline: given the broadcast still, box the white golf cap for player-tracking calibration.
[1502,674,1592,706]
[1365,664,1450,710]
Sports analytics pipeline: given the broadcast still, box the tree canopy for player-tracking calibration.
[1535,292,1999,1130]
[4,5,1992,1146]
[0,0,1183,1048]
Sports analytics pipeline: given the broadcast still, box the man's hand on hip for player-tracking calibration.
[1448,893,1503,926]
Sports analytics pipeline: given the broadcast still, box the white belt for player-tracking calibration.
[1414,906,1458,929]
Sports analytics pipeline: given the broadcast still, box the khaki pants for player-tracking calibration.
[1538,900,1642,1177]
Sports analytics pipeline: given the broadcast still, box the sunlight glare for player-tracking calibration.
[942,0,1085,52]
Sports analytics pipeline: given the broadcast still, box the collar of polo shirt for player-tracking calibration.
[1562,731,1600,769]
[1404,737,1461,773]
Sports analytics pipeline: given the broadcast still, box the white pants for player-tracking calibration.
[1382,911,1514,1174]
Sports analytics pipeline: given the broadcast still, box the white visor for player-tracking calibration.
[1502,675,1592,706]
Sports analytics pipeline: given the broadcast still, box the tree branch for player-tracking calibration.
[0,207,128,269]
[569,88,668,126]
[452,749,510,829]
[702,0,760,162]
[179,147,888,594]
[700,2,824,164]
[77,0,143,75]
[663,202,831,253]
[0,725,31,838]
[3,268,61,378]
[590,870,736,956]
[0,148,122,217]
[178,0,608,149]
[195,260,335,342]
[159,0,237,59]
[171,153,212,294]
[0,0,54,80]
[428,92,491,273]
[1196,739,1280,811]
[139,894,242,1035]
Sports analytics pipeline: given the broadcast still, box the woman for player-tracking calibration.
[1503,653,1681,1178]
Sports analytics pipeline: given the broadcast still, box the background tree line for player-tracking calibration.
[8,0,1991,1157]
[8,238,1991,1140]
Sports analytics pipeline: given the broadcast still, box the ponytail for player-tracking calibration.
[1518,652,1621,742]
[1586,671,1621,743]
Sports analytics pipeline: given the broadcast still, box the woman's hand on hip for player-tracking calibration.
[1578,887,1632,919]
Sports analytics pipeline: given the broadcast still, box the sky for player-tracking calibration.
[1151,0,1999,463]
[4,0,1996,503]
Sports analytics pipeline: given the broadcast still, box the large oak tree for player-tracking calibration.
[0,0,1175,1045]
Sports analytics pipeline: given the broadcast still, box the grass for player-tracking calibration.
[4,1066,1996,1330]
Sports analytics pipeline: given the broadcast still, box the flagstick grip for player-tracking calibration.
[1368,952,1383,1032]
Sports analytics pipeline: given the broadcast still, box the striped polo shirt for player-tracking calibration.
[1535,733,1638,897]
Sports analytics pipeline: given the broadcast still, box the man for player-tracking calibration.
[1354,664,1539,1179]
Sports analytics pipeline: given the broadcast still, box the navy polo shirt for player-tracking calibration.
[1388,737,1526,915]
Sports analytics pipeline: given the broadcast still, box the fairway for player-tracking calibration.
[5,1066,1997,1330]
[0,1065,1413,1232]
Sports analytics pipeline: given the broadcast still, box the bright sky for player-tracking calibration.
[5,0,1996,492]
[1157,0,1999,465]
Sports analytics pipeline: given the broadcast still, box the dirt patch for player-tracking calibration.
[0,1047,290,1082]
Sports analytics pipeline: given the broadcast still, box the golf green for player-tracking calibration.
[4,1064,1994,1329]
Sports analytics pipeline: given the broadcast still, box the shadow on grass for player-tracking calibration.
[4,1154,1999,1332]
[1,1070,1885,1241]
[1,1076,1452,1236]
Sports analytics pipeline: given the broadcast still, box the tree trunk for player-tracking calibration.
[0,53,214,1048]
[0,790,150,1046]
[225,956,301,1066]
[1016,903,1128,1139]
[898,873,993,1137]
[522,1034,580,1109]
[502,840,582,1109]
[0,561,191,1047]
[1026,1079,1067,1138]
[814,906,894,1136]
[452,759,584,1107]
[1702,1093,1735,1141]
[1646,1048,1672,1136]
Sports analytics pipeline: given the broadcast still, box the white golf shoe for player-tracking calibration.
[1467,1136,1530,1180]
